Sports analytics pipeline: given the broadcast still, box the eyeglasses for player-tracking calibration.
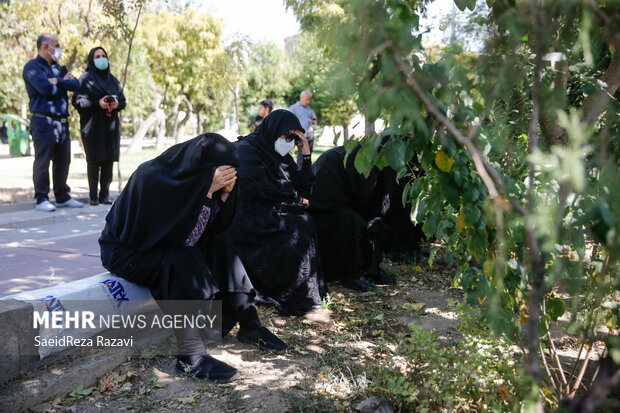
[284,132,298,142]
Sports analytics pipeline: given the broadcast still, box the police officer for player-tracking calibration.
[23,34,84,211]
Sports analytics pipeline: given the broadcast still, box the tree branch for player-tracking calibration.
[380,28,527,217]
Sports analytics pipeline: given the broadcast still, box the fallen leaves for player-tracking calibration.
[98,372,115,393]
[178,392,200,405]
[69,384,96,399]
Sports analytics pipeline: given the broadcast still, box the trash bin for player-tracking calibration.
[0,114,31,157]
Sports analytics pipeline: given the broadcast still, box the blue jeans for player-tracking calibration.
[30,116,72,204]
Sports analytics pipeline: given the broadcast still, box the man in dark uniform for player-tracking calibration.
[23,33,84,212]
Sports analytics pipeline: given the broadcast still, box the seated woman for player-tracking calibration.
[99,133,286,383]
[229,109,326,316]
[308,145,397,291]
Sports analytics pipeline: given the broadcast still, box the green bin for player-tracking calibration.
[0,114,31,157]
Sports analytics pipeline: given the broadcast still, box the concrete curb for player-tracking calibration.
[0,272,161,384]
[0,328,172,411]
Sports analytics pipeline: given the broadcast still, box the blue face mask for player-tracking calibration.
[94,57,109,71]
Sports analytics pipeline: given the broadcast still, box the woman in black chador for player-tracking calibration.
[72,46,126,205]
[229,109,326,316]
[99,133,286,383]
[308,145,399,291]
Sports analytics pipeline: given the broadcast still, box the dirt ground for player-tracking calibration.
[25,257,465,413]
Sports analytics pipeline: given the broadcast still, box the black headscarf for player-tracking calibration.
[253,109,305,144]
[81,47,122,98]
[236,109,308,202]
[309,145,380,212]
[101,133,239,252]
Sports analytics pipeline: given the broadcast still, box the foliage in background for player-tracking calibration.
[287,0,620,410]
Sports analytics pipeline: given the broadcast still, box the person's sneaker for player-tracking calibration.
[89,199,99,206]
[34,200,56,212]
[237,325,288,353]
[99,197,112,205]
[175,354,239,383]
[342,276,376,291]
[56,198,84,208]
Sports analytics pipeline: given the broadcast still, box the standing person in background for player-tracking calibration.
[72,47,126,205]
[252,99,273,131]
[289,90,317,168]
[23,33,84,212]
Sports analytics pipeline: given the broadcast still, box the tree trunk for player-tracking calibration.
[169,90,183,137]
[155,110,166,150]
[342,123,350,141]
[126,94,163,154]
[539,59,569,147]
[173,95,193,143]
[364,117,375,135]
[234,83,241,135]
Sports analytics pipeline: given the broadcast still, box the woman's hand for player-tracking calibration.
[207,165,236,199]
[294,130,310,155]
[300,197,309,208]
[99,96,109,110]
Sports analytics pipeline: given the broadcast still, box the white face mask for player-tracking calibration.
[274,138,296,156]
[49,46,62,62]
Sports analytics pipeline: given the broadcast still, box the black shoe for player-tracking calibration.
[89,199,99,206]
[99,197,112,205]
[368,269,396,285]
[237,325,288,353]
[175,354,239,383]
[342,276,376,291]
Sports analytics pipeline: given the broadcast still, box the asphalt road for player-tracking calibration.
[0,201,111,297]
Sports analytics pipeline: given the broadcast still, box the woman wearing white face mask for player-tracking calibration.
[72,47,126,206]
[228,109,326,316]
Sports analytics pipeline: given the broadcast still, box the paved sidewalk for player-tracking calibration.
[0,201,110,297]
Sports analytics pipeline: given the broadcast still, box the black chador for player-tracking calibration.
[308,146,397,291]
[229,110,326,316]
[72,47,125,203]
[99,133,286,382]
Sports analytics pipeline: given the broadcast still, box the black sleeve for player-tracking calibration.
[295,157,314,198]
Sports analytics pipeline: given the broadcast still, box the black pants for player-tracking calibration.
[30,116,71,204]
[87,161,113,201]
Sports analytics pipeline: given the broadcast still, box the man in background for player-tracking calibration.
[289,90,317,167]
[22,33,83,212]
[253,99,273,131]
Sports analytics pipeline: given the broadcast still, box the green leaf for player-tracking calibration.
[333,131,341,146]
[402,182,411,208]
[466,229,487,262]
[463,204,481,226]
[382,138,407,172]
[454,0,469,12]
[422,214,440,238]
[545,296,565,321]
[571,228,586,259]
[464,187,480,203]
[353,143,378,176]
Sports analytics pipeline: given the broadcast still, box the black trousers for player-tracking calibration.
[87,161,113,201]
[30,116,71,204]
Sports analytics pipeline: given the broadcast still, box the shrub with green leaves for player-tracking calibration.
[286,0,620,409]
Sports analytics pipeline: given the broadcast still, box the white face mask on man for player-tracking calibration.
[49,46,62,62]
[274,137,296,157]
